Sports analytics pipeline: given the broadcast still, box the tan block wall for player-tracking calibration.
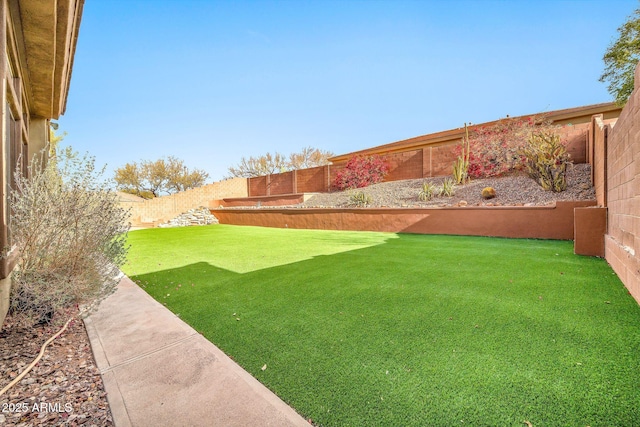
[242,120,591,199]
[296,166,327,193]
[563,123,589,163]
[603,63,640,304]
[248,176,267,197]
[591,115,608,207]
[121,177,247,227]
[382,149,423,181]
[430,145,458,176]
[270,171,295,195]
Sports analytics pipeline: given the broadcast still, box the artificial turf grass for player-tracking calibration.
[124,225,640,427]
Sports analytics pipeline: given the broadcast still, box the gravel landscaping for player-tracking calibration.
[299,163,595,208]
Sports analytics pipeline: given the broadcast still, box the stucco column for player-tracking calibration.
[28,117,48,165]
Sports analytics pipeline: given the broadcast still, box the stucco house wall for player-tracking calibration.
[0,0,84,326]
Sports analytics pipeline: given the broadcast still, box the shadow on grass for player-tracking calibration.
[128,233,640,427]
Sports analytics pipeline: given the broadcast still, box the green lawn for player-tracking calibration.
[124,225,640,426]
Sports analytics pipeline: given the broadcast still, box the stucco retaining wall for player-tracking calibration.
[213,201,596,240]
[574,207,607,257]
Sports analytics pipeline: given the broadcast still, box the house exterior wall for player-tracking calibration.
[0,0,84,326]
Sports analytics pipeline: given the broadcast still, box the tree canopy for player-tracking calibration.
[288,147,334,170]
[114,157,209,198]
[227,152,288,178]
[600,7,640,105]
[227,147,334,178]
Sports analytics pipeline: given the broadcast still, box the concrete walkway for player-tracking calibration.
[84,276,309,427]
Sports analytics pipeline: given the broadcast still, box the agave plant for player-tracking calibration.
[440,178,456,197]
[418,182,438,201]
[349,191,372,207]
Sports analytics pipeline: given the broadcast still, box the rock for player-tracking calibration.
[158,207,219,228]
[458,200,468,207]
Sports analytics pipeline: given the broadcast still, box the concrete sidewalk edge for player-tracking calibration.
[84,276,309,427]
[84,314,133,427]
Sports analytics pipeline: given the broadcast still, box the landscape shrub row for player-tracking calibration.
[333,116,573,202]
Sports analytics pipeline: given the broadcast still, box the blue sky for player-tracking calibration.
[57,0,638,182]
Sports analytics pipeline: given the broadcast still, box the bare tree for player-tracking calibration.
[227,147,334,178]
[288,147,334,170]
[227,152,288,178]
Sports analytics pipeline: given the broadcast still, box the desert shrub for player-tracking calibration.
[8,147,130,324]
[520,131,572,192]
[333,155,389,191]
[349,191,372,207]
[454,117,562,178]
[440,178,456,197]
[418,182,438,201]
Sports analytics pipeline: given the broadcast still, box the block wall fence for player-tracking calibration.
[588,63,640,305]
[120,178,247,227]
[118,73,639,305]
[247,124,591,197]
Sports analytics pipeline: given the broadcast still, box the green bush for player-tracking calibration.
[520,131,571,192]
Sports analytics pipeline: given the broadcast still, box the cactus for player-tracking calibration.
[481,187,496,199]
[520,131,571,192]
[452,123,471,184]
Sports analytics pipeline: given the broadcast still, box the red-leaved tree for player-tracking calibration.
[333,155,389,190]
[453,117,563,178]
